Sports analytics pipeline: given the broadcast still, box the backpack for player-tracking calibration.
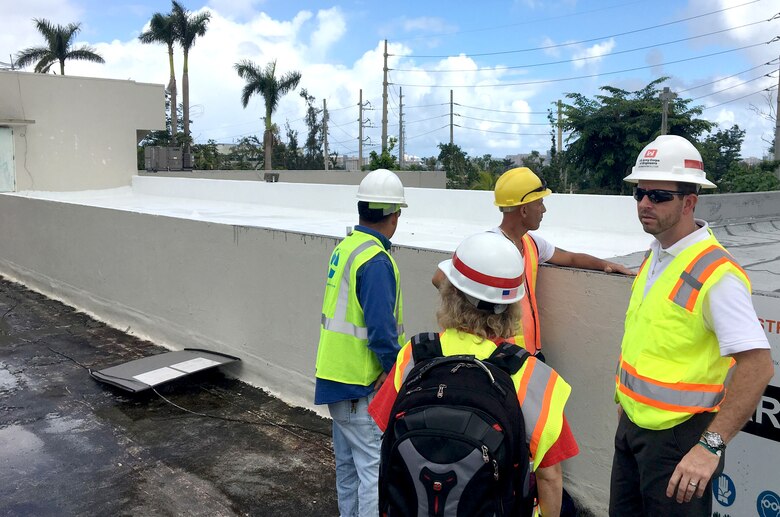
[379,332,533,517]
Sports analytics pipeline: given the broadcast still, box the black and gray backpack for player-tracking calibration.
[379,332,533,517]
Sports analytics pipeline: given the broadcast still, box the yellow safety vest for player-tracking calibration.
[392,328,571,469]
[616,233,750,430]
[316,230,405,385]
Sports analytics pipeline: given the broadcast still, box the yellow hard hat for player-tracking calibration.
[494,167,551,208]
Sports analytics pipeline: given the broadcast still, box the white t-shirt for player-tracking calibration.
[490,228,555,264]
[643,220,769,357]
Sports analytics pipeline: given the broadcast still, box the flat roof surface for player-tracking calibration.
[9,177,780,293]
[0,276,338,516]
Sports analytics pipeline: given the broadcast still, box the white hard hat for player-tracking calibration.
[438,232,525,305]
[356,169,408,207]
[624,135,716,188]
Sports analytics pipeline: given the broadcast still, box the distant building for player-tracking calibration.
[505,150,552,167]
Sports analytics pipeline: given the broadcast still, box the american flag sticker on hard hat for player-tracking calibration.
[502,288,518,300]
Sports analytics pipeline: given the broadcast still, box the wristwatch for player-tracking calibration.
[699,431,726,456]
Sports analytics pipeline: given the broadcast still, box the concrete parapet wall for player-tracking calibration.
[138,169,447,189]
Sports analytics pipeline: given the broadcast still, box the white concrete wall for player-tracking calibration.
[0,192,777,515]
[0,71,164,191]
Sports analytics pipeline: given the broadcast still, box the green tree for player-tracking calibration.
[171,1,210,155]
[563,78,712,194]
[234,59,302,171]
[471,170,498,190]
[16,18,104,75]
[437,143,476,189]
[299,88,324,169]
[139,11,179,144]
[719,159,780,193]
[368,137,400,170]
[229,135,262,170]
[697,125,745,186]
[192,139,220,170]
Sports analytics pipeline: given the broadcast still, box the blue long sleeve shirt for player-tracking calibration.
[314,226,401,405]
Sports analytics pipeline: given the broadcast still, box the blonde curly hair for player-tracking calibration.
[436,277,522,340]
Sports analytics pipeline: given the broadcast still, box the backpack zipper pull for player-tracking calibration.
[482,445,489,463]
[492,459,500,480]
[437,384,446,398]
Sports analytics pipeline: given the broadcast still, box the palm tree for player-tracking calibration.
[16,18,104,75]
[139,12,179,144]
[171,1,210,155]
[235,60,302,170]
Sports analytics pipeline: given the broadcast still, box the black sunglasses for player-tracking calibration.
[633,187,689,204]
[520,178,548,202]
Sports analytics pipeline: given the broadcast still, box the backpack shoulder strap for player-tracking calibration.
[410,332,443,363]
[487,341,530,376]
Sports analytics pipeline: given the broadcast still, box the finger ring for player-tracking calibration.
[689,481,698,487]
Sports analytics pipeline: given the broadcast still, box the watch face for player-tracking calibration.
[703,431,725,449]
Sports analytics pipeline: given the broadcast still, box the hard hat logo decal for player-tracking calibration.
[684,159,703,170]
[644,149,658,158]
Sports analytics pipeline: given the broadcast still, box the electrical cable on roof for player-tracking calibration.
[392,17,775,73]
[47,345,333,446]
[394,0,763,58]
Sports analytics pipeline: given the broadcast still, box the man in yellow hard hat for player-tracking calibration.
[611,135,773,516]
[434,166,634,360]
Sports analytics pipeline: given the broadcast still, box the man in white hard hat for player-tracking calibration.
[611,135,773,516]
[315,169,407,517]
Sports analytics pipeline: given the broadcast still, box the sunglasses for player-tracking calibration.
[520,178,548,202]
[633,187,689,204]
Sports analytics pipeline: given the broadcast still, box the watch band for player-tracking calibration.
[697,440,723,457]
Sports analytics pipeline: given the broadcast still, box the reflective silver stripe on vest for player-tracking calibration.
[671,247,730,309]
[321,240,379,339]
[619,367,725,410]
[320,313,368,339]
[518,359,553,441]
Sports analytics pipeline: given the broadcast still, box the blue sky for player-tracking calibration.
[2,0,778,160]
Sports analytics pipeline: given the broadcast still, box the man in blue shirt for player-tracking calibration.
[315,169,407,517]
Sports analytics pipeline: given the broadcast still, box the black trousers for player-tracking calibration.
[609,411,724,517]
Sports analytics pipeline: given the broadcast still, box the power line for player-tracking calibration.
[456,125,549,136]
[690,72,777,101]
[406,125,449,141]
[457,114,552,126]
[391,39,777,88]
[677,60,778,93]
[455,103,550,115]
[392,17,774,73]
[702,85,778,110]
[392,0,645,43]
[394,0,762,58]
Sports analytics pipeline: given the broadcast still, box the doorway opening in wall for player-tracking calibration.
[0,127,15,192]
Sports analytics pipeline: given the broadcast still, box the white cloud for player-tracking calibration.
[1,0,84,60]
[310,7,346,59]
[402,17,456,34]
[540,36,561,58]
[207,0,266,21]
[571,39,615,69]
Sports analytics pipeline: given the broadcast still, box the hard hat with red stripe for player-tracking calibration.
[438,232,525,305]
[623,135,716,188]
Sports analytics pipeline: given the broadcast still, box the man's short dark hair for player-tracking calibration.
[676,182,700,195]
[357,201,393,223]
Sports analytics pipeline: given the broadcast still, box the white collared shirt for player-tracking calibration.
[644,219,769,357]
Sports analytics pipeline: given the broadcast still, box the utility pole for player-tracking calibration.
[399,87,404,169]
[358,89,363,171]
[450,90,454,145]
[382,39,388,153]
[660,87,677,135]
[557,99,567,191]
[774,54,780,167]
[323,99,329,171]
